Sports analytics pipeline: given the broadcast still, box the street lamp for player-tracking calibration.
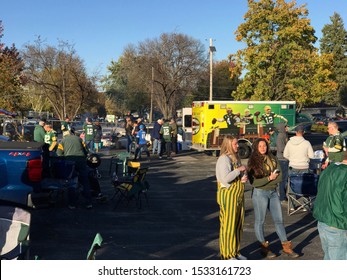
[209,38,216,101]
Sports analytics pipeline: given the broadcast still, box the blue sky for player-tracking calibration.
[1,0,347,76]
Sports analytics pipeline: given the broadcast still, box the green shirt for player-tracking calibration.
[83,123,94,141]
[44,130,58,151]
[57,134,88,157]
[313,163,347,230]
[33,125,46,142]
[160,122,172,142]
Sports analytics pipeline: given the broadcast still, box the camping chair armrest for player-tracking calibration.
[0,242,26,260]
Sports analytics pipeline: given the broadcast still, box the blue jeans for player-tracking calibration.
[126,135,132,152]
[85,139,94,153]
[317,221,347,260]
[278,159,289,201]
[252,188,288,243]
[152,138,161,155]
[288,168,309,175]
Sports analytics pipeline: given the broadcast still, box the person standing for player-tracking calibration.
[125,117,134,153]
[34,119,46,143]
[313,150,347,260]
[134,124,150,161]
[56,131,93,209]
[83,117,94,152]
[151,118,163,156]
[247,138,299,259]
[322,122,346,169]
[61,116,72,134]
[170,117,178,156]
[276,122,289,203]
[160,119,172,159]
[34,119,50,177]
[93,121,102,153]
[44,123,58,155]
[215,135,248,260]
[283,125,314,175]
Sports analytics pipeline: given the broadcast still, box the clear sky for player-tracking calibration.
[1,0,347,77]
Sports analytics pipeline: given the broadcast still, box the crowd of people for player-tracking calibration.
[215,121,346,260]
[125,115,181,160]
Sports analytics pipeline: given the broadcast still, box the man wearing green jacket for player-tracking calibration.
[313,150,347,260]
[56,132,92,209]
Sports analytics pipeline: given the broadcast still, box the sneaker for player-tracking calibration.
[281,200,288,206]
[86,204,93,209]
[68,205,76,210]
[159,156,162,159]
[236,254,247,260]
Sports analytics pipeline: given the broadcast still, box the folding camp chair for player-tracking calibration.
[287,173,319,216]
[111,167,149,209]
[40,159,78,206]
[0,204,31,260]
[86,233,103,260]
[108,152,131,176]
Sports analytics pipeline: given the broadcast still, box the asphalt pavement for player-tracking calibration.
[29,148,324,260]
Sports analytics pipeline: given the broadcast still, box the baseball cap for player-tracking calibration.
[139,124,145,129]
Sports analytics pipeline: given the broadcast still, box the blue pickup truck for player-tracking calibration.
[0,142,43,206]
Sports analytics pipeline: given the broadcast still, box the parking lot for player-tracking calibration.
[29,149,324,260]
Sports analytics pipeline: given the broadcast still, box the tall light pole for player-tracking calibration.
[150,66,154,123]
[209,38,216,101]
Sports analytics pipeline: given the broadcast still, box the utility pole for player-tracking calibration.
[209,38,216,101]
[150,67,154,123]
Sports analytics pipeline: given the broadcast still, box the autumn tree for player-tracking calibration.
[229,0,337,110]
[320,12,347,106]
[104,32,207,119]
[22,39,99,120]
[0,21,25,111]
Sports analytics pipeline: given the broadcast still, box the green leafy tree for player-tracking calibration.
[229,0,336,110]
[320,12,347,106]
[194,60,241,101]
[0,21,25,111]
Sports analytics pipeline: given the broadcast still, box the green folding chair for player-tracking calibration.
[86,232,103,260]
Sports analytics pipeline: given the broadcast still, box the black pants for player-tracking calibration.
[171,136,177,154]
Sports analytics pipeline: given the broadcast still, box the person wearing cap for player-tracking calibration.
[83,117,94,152]
[56,130,93,209]
[134,124,150,161]
[283,125,314,174]
[256,105,288,126]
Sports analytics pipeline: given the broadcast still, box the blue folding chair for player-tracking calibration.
[287,173,319,216]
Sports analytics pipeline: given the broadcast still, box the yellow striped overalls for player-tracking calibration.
[217,165,245,260]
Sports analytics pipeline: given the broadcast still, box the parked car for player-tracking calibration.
[288,122,327,150]
[288,120,347,150]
